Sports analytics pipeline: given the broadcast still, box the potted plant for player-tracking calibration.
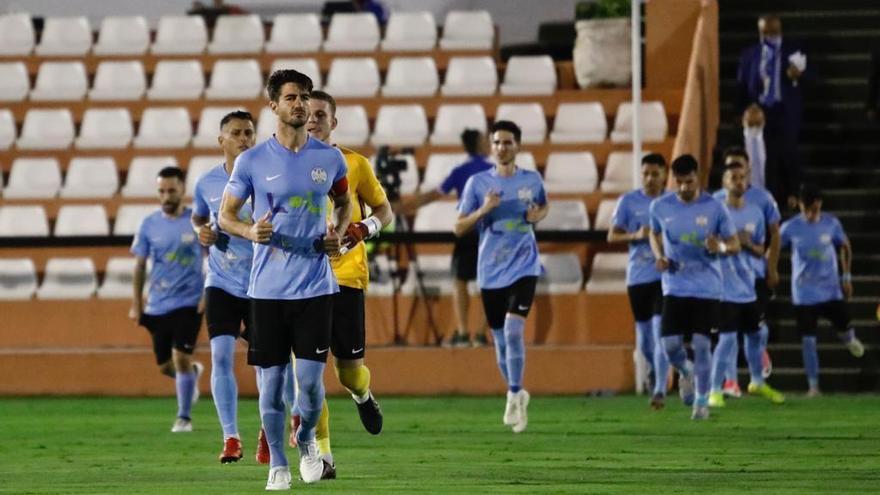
[573,0,632,88]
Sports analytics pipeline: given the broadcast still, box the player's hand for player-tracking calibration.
[656,256,670,272]
[480,191,501,214]
[323,226,343,256]
[249,211,273,244]
[842,280,854,299]
[525,204,542,224]
[704,235,722,254]
[128,304,142,322]
[197,222,218,247]
[787,64,802,81]
[341,221,370,251]
[196,298,206,315]
[632,225,650,241]
[767,268,780,289]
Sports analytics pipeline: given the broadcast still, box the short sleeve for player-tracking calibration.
[780,221,792,249]
[439,168,458,195]
[763,192,782,226]
[533,174,547,206]
[831,217,848,247]
[357,156,388,207]
[130,219,150,258]
[332,149,348,185]
[192,178,210,218]
[716,203,737,238]
[458,176,480,215]
[649,200,662,232]
[225,153,253,201]
[611,195,629,230]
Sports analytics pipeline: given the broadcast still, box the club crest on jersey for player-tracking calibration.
[695,215,708,226]
[181,232,195,244]
[745,222,756,233]
[311,167,328,184]
[517,187,533,202]
[820,234,832,244]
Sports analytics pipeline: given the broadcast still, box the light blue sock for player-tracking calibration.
[282,361,297,416]
[175,368,195,420]
[759,322,769,348]
[504,315,526,393]
[725,335,739,382]
[651,315,669,395]
[294,358,325,444]
[802,336,819,390]
[711,332,737,392]
[635,320,654,369]
[744,331,765,386]
[692,333,712,404]
[662,335,689,375]
[258,365,288,468]
[491,328,509,385]
[210,336,238,437]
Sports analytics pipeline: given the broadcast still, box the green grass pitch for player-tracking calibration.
[2,395,880,494]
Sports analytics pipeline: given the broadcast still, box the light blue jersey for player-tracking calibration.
[649,192,737,299]
[714,186,780,278]
[780,213,847,305]
[720,202,765,303]
[193,164,254,299]
[225,136,347,300]
[611,189,662,286]
[131,207,204,315]
[459,167,546,290]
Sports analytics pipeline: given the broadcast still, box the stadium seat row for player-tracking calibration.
[0,102,667,150]
[0,55,559,100]
[0,11,494,56]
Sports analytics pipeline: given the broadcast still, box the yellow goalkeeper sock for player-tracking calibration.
[316,398,331,456]
[336,365,371,400]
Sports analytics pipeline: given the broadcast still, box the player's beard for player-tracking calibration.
[161,200,180,214]
[281,111,307,130]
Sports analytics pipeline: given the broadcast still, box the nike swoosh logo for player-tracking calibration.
[266,174,282,181]
[518,305,529,311]
[352,347,364,354]
[209,197,221,202]
[316,347,329,354]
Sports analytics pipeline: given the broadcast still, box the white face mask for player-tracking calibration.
[762,35,782,47]
[744,126,764,139]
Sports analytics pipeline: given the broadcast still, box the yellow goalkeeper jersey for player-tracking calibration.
[329,146,388,291]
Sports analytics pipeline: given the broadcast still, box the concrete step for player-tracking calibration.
[767,319,880,344]
[721,53,871,82]
[803,169,880,188]
[721,29,880,56]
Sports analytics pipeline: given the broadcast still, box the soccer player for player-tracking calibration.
[780,184,865,396]
[649,154,740,420]
[219,69,352,490]
[305,90,393,478]
[402,129,493,347]
[130,166,205,433]
[454,120,548,433]
[709,160,784,408]
[608,153,671,409]
[714,147,781,398]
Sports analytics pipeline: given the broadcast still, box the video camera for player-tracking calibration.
[374,145,413,203]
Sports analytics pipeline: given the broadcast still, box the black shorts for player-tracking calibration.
[754,278,770,320]
[661,296,720,337]
[451,233,479,281]
[794,300,851,336]
[626,281,663,322]
[249,295,333,367]
[205,287,251,340]
[719,302,761,334]
[139,306,202,365]
[480,276,538,329]
[331,286,366,360]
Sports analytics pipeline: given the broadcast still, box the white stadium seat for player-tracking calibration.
[430,104,487,145]
[537,200,590,231]
[89,61,147,101]
[382,12,436,51]
[586,253,629,294]
[0,258,38,299]
[54,205,111,237]
[0,62,30,101]
[440,10,493,50]
[35,16,91,56]
[186,155,224,196]
[270,59,322,89]
[543,152,599,193]
[4,158,61,199]
[441,56,497,96]
[16,109,76,150]
[610,101,669,143]
[371,105,429,147]
[152,15,208,55]
[601,152,646,193]
[37,258,98,300]
[266,14,322,53]
[192,106,244,148]
[0,14,35,55]
[30,61,88,101]
[514,151,537,172]
[323,13,379,52]
[414,201,458,232]
[495,103,547,144]
[365,254,394,297]
[98,257,138,299]
[256,106,275,142]
[0,110,16,150]
[550,102,607,144]
[133,108,192,149]
[122,157,179,197]
[0,206,50,237]
[422,153,467,192]
[324,58,380,97]
[205,59,263,100]
[94,16,150,55]
[382,57,439,97]
[400,254,454,296]
[114,204,157,235]
[61,157,119,198]
[147,60,205,100]
[209,14,264,54]
[594,198,618,230]
[537,253,584,295]
[500,55,557,95]
[332,105,370,147]
[75,108,134,149]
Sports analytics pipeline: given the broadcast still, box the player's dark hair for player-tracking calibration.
[157,166,184,181]
[460,129,482,155]
[641,153,666,168]
[671,154,699,176]
[490,120,522,144]
[219,110,254,131]
[266,69,314,102]
[309,90,337,116]
[722,146,749,164]
[799,183,823,205]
